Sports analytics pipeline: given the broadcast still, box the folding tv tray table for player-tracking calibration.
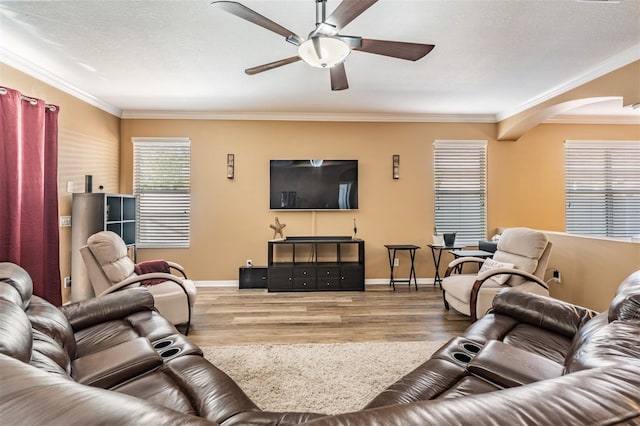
[385,244,421,290]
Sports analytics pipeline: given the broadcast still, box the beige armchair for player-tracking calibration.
[80,231,196,334]
[442,227,552,322]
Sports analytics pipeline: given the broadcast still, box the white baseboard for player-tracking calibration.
[196,280,237,288]
[365,278,436,286]
[195,278,437,288]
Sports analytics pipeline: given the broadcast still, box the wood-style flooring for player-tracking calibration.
[188,284,470,347]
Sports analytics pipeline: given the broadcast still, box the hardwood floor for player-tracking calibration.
[188,284,470,347]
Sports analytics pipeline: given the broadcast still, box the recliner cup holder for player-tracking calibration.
[452,352,472,363]
[462,342,481,353]
[153,339,174,350]
[160,348,181,358]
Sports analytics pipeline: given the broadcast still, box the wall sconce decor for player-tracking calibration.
[227,154,235,179]
[392,155,400,179]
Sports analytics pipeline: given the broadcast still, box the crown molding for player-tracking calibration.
[497,44,640,121]
[545,114,640,125]
[0,48,122,117]
[120,110,497,123]
[3,45,637,125]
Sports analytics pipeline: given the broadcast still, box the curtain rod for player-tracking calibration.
[0,87,57,111]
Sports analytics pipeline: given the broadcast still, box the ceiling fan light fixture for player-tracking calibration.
[298,36,350,68]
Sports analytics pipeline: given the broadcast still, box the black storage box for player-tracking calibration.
[239,267,268,289]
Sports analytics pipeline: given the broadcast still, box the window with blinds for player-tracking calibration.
[133,137,191,248]
[565,140,640,239]
[434,140,487,245]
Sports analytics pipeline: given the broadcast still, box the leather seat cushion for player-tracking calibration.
[113,371,199,415]
[502,323,573,363]
[116,355,259,424]
[73,321,144,357]
[439,375,502,399]
[364,357,466,408]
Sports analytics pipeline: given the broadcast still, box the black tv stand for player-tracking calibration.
[267,237,365,292]
[285,235,353,241]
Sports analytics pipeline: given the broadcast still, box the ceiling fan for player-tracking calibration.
[211,0,435,91]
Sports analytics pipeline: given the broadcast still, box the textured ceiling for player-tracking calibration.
[1,0,639,121]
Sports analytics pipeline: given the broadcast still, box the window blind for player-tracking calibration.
[434,140,487,245]
[133,137,191,248]
[565,140,640,239]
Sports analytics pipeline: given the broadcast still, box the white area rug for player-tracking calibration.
[202,341,445,415]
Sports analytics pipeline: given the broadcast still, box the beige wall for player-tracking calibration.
[545,233,640,312]
[2,63,639,310]
[121,118,639,312]
[490,122,640,310]
[491,122,640,231]
[1,63,120,302]
[120,120,496,283]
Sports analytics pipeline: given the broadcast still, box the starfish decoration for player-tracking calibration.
[270,217,286,239]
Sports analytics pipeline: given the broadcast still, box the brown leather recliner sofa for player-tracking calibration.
[314,270,640,425]
[2,261,639,425]
[0,262,324,425]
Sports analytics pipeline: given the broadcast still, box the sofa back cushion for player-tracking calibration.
[566,272,640,373]
[30,328,73,378]
[564,319,640,373]
[0,299,33,363]
[608,270,640,324]
[26,296,77,361]
[0,262,34,310]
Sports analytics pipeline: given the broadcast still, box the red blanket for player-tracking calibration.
[134,260,170,286]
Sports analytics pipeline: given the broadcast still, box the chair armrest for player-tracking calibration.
[59,287,155,332]
[469,269,551,321]
[466,340,565,388]
[490,289,598,337]
[97,272,188,297]
[444,257,486,277]
[167,261,188,278]
[477,268,549,290]
[98,273,193,334]
[71,337,162,388]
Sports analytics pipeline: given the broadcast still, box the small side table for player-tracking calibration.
[449,250,494,260]
[448,250,494,274]
[385,245,420,290]
[428,244,465,289]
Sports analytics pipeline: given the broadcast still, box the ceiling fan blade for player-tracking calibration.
[355,39,435,61]
[323,0,378,34]
[245,56,302,75]
[212,1,302,45]
[330,63,349,91]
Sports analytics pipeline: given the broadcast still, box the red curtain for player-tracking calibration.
[1,87,62,306]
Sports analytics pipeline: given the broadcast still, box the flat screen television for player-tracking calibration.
[270,160,358,210]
